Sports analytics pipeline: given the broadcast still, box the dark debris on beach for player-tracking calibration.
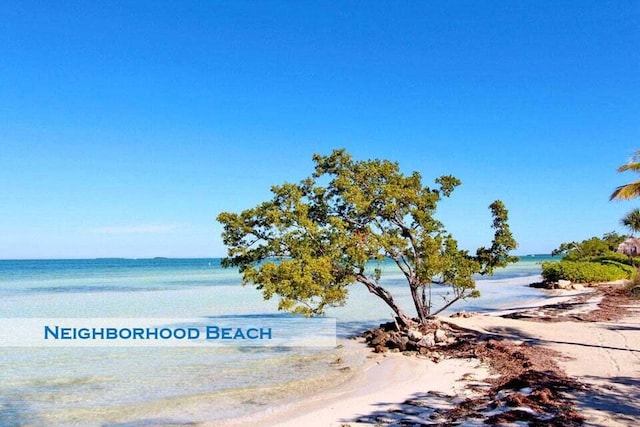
[352,283,640,426]
[440,338,586,426]
[356,323,587,426]
[502,284,635,323]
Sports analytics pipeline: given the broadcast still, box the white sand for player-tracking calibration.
[213,338,489,427]
[270,355,488,427]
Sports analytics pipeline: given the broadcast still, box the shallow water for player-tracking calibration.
[0,256,552,425]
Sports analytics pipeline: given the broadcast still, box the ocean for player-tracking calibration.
[0,256,553,426]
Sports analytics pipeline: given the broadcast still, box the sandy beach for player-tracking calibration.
[448,298,640,426]
[219,286,640,426]
[214,338,491,427]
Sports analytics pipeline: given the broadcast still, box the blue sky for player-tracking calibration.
[1,1,638,259]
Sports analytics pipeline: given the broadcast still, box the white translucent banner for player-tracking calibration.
[0,317,336,347]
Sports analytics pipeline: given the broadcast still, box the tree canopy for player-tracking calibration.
[217,149,518,326]
[550,232,626,261]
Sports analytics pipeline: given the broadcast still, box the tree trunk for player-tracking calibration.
[409,284,429,324]
[355,274,415,327]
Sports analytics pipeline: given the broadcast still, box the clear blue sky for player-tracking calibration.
[1,1,638,259]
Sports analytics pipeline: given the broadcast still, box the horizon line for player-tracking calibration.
[0,253,554,262]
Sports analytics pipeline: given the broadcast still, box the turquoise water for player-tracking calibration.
[0,256,552,426]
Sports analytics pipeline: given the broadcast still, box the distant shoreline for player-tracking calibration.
[0,254,554,262]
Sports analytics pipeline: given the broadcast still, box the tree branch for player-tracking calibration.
[430,293,464,316]
[355,273,413,326]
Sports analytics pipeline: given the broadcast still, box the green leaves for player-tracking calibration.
[610,150,640,201]
[217,149,518,324]
[551,232,625,261]
[541,260,633,283]
[475,200,519,275]
[243,256,349,316]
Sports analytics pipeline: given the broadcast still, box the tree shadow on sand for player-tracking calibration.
[568,375,640,425]
[337,389,470,426]
[340,321,639,426]
[602,323,640,332]
[468,324,640,424]
[475,325,640,354]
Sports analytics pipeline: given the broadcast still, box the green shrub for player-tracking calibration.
[599,259,636,273]
[626,271,640,299]
[592,252,635,266]
[552,232,626,261]
[541,260,633,283]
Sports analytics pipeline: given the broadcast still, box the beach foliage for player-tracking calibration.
[217,149,518,326]
[544,232,633,283]
[541,260,633,283]
[627,271,640,298]
[550,232,626,261]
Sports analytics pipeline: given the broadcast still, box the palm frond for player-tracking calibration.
[621,208,640,234]
[618,163,640,173]
[610,181,640,201]
[617,151,640,172]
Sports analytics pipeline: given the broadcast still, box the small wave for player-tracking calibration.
[19,376,111,390]
[22,285,178,295]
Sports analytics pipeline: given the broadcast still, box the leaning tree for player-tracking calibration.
[217,149,517,326]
